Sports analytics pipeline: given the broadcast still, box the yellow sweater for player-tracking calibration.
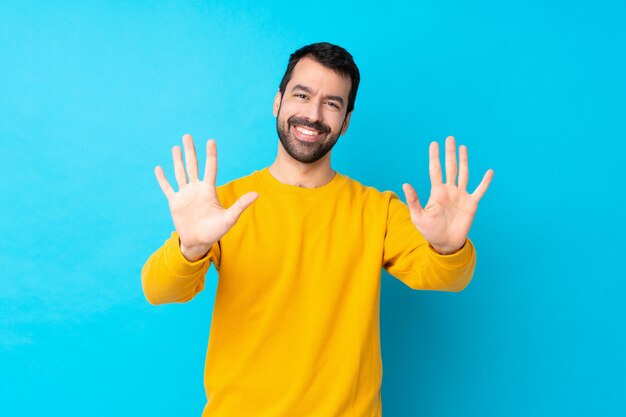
[142,167,476,417]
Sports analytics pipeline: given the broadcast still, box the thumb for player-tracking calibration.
[225,191,259,224]
[402,183,423,220]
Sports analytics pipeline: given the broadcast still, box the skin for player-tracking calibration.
[154,56,494,261]
[402,138,494,254]
[269,57,352,188]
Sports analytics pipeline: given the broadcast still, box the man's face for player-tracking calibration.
[273,57,352,164]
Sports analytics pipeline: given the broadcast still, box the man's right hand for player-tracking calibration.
[154,134,259,262]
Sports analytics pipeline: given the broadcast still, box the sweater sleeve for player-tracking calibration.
[382,192,476,292]
[141,231,221,305]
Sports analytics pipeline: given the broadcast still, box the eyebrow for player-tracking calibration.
[291,84,345,107]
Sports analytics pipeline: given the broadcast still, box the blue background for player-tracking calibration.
[1,1,625,416]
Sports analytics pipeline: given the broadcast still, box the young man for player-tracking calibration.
[142,42,493,417]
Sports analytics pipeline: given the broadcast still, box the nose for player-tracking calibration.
[302,100,323,123]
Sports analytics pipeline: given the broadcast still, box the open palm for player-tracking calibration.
[402,136,493,255]
[155,134,258,261]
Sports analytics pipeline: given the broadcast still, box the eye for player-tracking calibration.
[295,93,308,100]
[325,101,340,109]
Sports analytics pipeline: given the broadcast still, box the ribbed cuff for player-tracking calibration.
[427,239,475,269]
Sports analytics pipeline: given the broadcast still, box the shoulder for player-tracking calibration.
[342,174,398,198]
[340,174,401,209]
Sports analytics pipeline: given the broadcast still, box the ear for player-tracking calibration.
[273,90,282,117]
[340,112,352,136]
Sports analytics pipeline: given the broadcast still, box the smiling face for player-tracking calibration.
[273,56,352,164]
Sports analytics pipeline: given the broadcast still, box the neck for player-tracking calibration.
[268,142,335,188]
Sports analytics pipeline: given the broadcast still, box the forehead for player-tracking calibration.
[287,57,351,99]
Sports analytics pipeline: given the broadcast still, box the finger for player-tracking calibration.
[445,136,457,185]
[225,191,259,225]
[471,169,494,201]
[458,145,469,191]
[172,145,187,189]
[182,134,199,182]
[154,166,175,200]
[402,183,423,221]
[429,141,443,186]
[203,139,217,188]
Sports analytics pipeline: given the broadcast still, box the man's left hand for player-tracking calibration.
[402,136,494,255]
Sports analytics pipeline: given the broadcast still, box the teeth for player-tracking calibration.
[295,126,319,136]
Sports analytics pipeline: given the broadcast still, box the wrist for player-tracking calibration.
[430,241,465,255]
[179,240,211,262]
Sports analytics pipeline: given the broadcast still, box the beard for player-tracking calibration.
[276,112,341,164]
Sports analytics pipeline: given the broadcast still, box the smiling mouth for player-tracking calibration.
[294,125,321,136]
[291,124,325,142]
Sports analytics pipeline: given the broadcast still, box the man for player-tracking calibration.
[142,42,493,416]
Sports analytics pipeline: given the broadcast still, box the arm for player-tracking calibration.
[141,232,219,305]
[387,135,493,291]
[383,194,475,292]
[141,134,257,305]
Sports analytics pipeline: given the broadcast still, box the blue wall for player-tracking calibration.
[1,1,624,415]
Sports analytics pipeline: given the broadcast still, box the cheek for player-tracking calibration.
[328,114,347,132]
[277,103,296,120]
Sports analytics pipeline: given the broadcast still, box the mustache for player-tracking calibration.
[288,116,331,134]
